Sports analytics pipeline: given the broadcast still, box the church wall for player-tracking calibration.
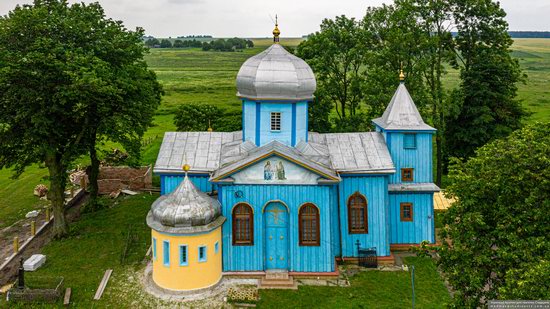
[388,192,435,244]
[242,100,257,143]
[160,174,214,194]
[385,132,433,184]
[338,175,390,257]
[241,99,309,147]
[219,184,336,272]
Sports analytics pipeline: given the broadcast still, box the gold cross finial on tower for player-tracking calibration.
[399,62,405,82]
[273,14,280,43]
[207,119,213,132]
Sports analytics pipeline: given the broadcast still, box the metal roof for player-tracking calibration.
[155,131,395,175]
[154,131,241,174]
[372,83,435,131]
[308,132,395,174]
[388,183,440,192]
[236,44,316,101]
[147,174,224,233]
[211,140,340,181]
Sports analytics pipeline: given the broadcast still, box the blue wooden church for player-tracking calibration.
[152,23,439,282]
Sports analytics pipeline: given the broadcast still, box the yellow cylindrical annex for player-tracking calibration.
[147,165,225,292]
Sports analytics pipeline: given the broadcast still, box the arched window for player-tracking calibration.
[348,192,368,234]
[299,203,320,246]
[232,203,253,245]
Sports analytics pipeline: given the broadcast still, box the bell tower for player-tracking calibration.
[235,20,316,147]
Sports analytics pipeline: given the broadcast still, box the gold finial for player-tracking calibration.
[207,120,213,132]
[399,62,405,82]
[273,14,280,43]
[183,164,191,172]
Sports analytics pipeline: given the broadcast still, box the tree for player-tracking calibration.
[160,39,172,48]
[78,6,162,210]
[174,104,241,132]
[444,0,527,161]
[173,39,184,48]
[145,38,160,47]
[296,16,367,130]
[0,0,91,237]
[439,123,550,307]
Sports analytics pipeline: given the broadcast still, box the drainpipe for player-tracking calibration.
[336,175,343,262]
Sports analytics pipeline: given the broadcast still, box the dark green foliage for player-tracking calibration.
[444,0,527,162]
[439,123,550,307]
[160,38,172,48]
[201,38,253,52]
[308,90,333,133]
[144,38,160,47]
[0,0,161,235]
[173,39,185,48]
[296,16,367,132]
[174,104,241,132]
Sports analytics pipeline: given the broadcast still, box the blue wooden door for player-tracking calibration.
[264,203,289,270]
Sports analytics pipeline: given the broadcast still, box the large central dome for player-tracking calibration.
[236,44,317,101]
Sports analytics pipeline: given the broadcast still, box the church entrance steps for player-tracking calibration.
[259,271,297,290]
[264,271,289,280]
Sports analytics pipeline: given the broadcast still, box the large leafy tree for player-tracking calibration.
[444,0,527,161]
[296,16,367,131]
[439,123,550,307]
[0,0,161,236]
[77,5,162,210]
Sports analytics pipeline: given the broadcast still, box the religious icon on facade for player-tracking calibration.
[264,161,273,180]
[276,161,286,180]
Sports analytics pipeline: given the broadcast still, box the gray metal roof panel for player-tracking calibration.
[388,183,441,192]
[153,131,242,174]
[373,83,435,131]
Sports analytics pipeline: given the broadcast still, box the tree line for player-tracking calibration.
[298,0,526,187]
[145,37,254,51]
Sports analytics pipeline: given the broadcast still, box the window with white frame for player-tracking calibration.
[152,237,157,260]
[270,112,281,131]
[163,240,170,266]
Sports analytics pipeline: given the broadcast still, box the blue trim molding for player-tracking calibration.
[255,102,261,146]
[291,103,297,146]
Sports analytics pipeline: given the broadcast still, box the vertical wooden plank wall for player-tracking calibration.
[219,184,336,272]
[338,175,391,257]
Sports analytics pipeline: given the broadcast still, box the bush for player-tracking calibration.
[174,104,241,132]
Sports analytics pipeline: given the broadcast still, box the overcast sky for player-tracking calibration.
[1,0,549,38]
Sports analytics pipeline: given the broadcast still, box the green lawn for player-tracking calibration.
[1,193,449,308]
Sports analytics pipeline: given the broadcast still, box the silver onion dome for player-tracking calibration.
[147,174,222,232]
[236,44,317,101]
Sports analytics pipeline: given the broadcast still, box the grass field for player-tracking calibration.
[1,38,549,229]
[1,193,449,308]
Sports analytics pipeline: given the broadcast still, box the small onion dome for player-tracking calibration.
[147,174,224,233]
[236,44,317,101]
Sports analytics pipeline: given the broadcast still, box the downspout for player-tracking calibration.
[336,172,343,262]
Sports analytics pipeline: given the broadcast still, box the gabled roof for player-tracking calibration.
[372,83,435,131]
[308,132,395,174]
[210,140,339,182]
[154,131,242,174]
[154,131,395,176]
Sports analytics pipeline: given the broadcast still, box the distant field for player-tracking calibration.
[0,38,548,229]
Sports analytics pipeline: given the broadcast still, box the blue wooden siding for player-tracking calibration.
[160,174,214,195]
[219,184,336,272]
[385,132,433,184]
[243,100,256,143]
[389,193,435,244]
[338,175,390,257]
[241,99,308,147]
